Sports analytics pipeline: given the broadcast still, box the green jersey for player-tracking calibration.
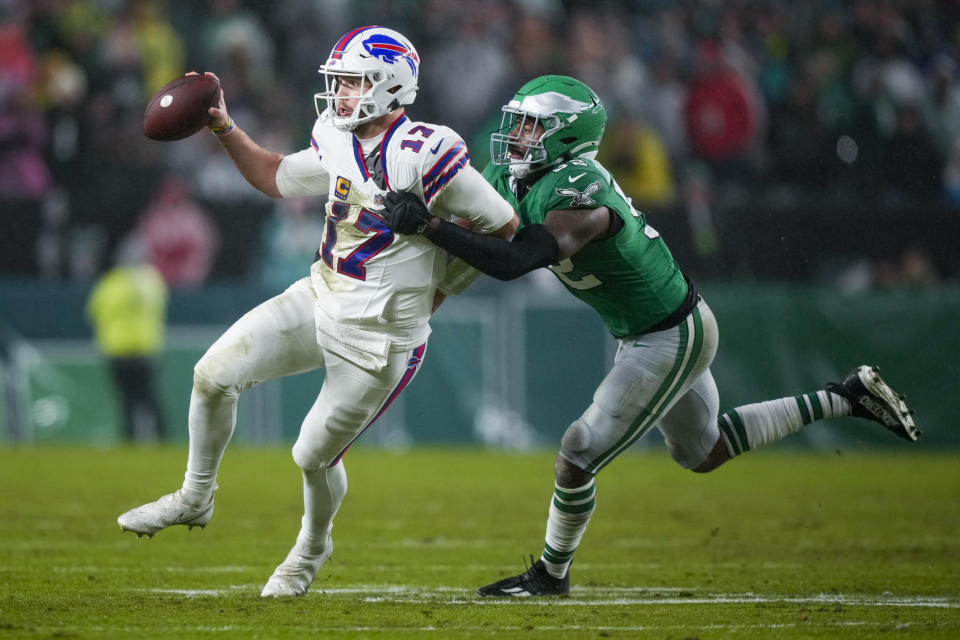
[482,158,690,338]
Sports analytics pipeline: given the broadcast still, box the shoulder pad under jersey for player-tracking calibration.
[537,158,611,210]
[384,119,470,205]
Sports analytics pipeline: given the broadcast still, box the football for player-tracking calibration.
[142,74,220,141]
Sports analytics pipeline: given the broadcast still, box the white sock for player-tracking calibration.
[541,479,596,579]
[298,461,347,555]
[180,376,238,506]
[719,390,851,455]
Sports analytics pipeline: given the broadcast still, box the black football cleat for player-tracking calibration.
[827,365,920,442]
[477,556,570,597]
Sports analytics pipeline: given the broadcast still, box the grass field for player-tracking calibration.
[0,446,958,639]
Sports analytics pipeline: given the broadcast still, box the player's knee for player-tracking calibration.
[666,442,691,469]
[664,436,711,472]
[685,437,731,474]
[292,438,329,471]
[554,453,593,487]
[194,352,242,397]
[293,403,366,471]
[194,333,257,397]
[690,457,722,473]
[192,369,237,403]
[561,418,592,454]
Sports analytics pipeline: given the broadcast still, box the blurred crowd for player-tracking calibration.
[2,0,959,290]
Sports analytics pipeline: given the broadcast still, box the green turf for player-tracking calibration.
[0,446,958,639]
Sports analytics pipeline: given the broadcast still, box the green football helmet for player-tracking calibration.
[490,75,606,178]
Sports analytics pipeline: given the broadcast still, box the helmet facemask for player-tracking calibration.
[489,75,606,179]
[314,69,400,132]
[490,107,564,178]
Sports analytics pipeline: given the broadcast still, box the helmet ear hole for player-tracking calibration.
[560,136,577,144]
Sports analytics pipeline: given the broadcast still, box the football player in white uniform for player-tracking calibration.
[116,26,518,598]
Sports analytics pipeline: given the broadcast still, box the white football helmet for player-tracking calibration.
[316,26,420,132]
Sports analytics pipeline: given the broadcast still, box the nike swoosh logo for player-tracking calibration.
[430,139,444,154]
[568,172,586,182]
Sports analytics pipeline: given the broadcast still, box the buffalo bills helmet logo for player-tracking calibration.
[363,34,419,76]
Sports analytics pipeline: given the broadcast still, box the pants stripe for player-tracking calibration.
[329,343,426,467]
[585,307,705,473]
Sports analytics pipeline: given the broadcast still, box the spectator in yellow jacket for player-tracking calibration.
[86,235,168,442]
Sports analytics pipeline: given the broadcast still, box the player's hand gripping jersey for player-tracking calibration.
[482,158,691,338]
[276,110,513,369]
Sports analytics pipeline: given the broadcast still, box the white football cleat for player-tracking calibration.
[117,491,214,538]
[260,533,333,598]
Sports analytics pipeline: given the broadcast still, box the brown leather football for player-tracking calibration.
[142,74,220,141]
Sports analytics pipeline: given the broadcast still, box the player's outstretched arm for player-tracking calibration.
[192,71,284,198]
[381,192,610,280]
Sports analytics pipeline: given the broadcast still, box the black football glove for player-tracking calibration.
[382,191,435,235]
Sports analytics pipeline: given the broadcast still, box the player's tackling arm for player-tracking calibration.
[541,207,612,261]
[429,163,518,298]
[431,164,518,239]
[382,192,610,280]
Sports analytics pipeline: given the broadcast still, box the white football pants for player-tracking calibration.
[189,277,427,479]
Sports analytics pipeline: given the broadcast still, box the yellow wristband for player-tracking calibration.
[210,117,235,136]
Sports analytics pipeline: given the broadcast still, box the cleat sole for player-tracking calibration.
[856,366,920,442]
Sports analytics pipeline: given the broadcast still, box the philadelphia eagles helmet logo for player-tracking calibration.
[555,181,601,207]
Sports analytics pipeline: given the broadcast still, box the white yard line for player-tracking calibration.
[86,621,930,634]
[18,562,814,573]
[145,585,960,608]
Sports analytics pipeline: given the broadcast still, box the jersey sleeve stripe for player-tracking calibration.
[422,140,465,183]
[423,149,469,204]
[421,140,467,200]
[310,135,319,151]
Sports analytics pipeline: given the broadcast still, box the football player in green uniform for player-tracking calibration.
[381,75,919,597]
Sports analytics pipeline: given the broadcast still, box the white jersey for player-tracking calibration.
[274,109,514,370]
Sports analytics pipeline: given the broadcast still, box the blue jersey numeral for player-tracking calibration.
[321,202,395,281]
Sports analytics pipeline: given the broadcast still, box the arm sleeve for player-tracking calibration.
[275,148,331,198]
[428,222,559,281]
[430,164,515,234]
